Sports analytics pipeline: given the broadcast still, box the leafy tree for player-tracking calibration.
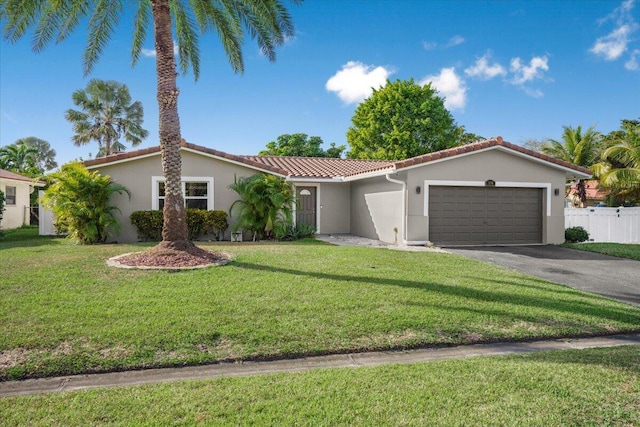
[14,137,58,171]
[1,0,299,253]
[541,125,602,207]
[346,79,461,160]
[65,79,149,157]
[0,141,39,175]
[229,174,295,241]
[41,162,130,244]
[456,128,484,145]
[521,138,546,153]
[592,118,640,204]
[259,133,346,158]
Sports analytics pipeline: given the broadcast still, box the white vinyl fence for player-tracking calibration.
[565,207,640,243]
[38,190,57,236]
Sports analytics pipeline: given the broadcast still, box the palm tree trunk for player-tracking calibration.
[151,0,190,248]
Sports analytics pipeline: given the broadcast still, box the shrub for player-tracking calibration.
[274,222,316,241]
[565,226,589,243]
[41,162,129,244]
[131,209,228,241]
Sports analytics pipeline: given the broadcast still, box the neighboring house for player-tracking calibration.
[0,168,44,230]
[84,137,591,246]
[567,180,608,207]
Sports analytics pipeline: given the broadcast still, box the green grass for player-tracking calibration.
[1,346,638,426]
[1,228,639,380]
[562,242,640,261]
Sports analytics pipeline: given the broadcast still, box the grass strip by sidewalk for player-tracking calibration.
[1,346,638,426]
[2,229,639,381]
[562,242,640,261]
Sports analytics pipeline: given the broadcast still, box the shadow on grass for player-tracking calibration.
[232,261,640,328]
[513,343,640,371]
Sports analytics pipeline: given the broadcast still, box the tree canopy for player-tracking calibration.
[0,140,39,175]
[346,79,462,160]
[259,133,346,158]
[65,79,149,157]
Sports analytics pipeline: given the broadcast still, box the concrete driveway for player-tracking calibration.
[446,245,640,307]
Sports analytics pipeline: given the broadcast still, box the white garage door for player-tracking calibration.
[429,186,543,245]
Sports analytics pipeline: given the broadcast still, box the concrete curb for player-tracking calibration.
[2,333,639,397]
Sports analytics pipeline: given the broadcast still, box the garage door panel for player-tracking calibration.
[429,186,542,245]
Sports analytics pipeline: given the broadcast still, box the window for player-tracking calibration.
[152,177,213,210]
[5,186,16,205]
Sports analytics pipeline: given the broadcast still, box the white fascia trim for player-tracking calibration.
[152,176,214,210]
[423,180,552,217]
[181,148,289,178]
[85,152,160,169]
[396,145,591,179]
[342,168,396,182]
[287,177,341,183]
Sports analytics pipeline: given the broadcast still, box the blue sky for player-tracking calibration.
[1,0,639,168]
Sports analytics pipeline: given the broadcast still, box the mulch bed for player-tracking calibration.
[110,244,230,270]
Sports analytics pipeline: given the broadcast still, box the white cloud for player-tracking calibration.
[625,49,640,70]
[325,61,393,104]
[422,41,437,50]
[446,35,465,47]
[590,0,639,62]
[464,53,507,80]
[510,55,549,85]
[142,41,179,58]
[420,67,467,110]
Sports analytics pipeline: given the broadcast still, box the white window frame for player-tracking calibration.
[423,180,552,217]
[4,186,16,205]
[151,176,214,210]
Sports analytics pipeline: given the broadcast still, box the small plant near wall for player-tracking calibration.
[41,162,129,244]
[229,174,295,241]
[565,226,589,243]
[131,209,228,241]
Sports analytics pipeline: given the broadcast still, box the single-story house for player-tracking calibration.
[0,168,45,229]
[83,137,591,246]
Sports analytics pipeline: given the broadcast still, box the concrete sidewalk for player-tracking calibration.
[2,333,639,398]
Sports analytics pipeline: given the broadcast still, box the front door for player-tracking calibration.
[296,187,316,228]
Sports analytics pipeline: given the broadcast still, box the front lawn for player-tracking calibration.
[2,346,638,426]
[1,229,639,380]
[562,242,640,261]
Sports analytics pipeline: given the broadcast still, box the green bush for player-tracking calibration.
[130,210,163,241]
[41,162,129,244]
[274,222,316,241]
[565,226,589,243]
[131,209,228,241]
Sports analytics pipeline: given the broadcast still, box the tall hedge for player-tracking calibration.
[130,209,228,241]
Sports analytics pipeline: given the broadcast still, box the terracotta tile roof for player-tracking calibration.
[0,168,45,185]
[83,137,592,179]
[570,180,608,200]
[240,155,393,178]
[393,136,593,175]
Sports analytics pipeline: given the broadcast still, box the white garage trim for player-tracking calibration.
[423,180,552,217]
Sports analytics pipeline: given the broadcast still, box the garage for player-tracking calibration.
[428,186,543,245]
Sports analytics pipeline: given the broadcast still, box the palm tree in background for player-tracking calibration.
[65,79,149,158]
[14,137,58,172]
[541,125,602,207]
[0,141,39,175]
[1,0,299,251]
[592,119,640,204]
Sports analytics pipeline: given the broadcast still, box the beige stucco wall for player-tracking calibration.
[315,182,351,234]
[350,175,404,244]
[404,149,568,244]
[92,150,269,242]
[0,178,33,229]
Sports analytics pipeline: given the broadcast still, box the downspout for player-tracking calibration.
[385,173,407,245]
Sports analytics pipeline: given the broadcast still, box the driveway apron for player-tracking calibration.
[446,245,640,306]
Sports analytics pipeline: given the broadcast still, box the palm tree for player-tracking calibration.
[65,79,149,157]
[0,141,39,175]
[1,1,299,251]
[14,137,58,172]
[541,125,602,207]
[592,119,640,204]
